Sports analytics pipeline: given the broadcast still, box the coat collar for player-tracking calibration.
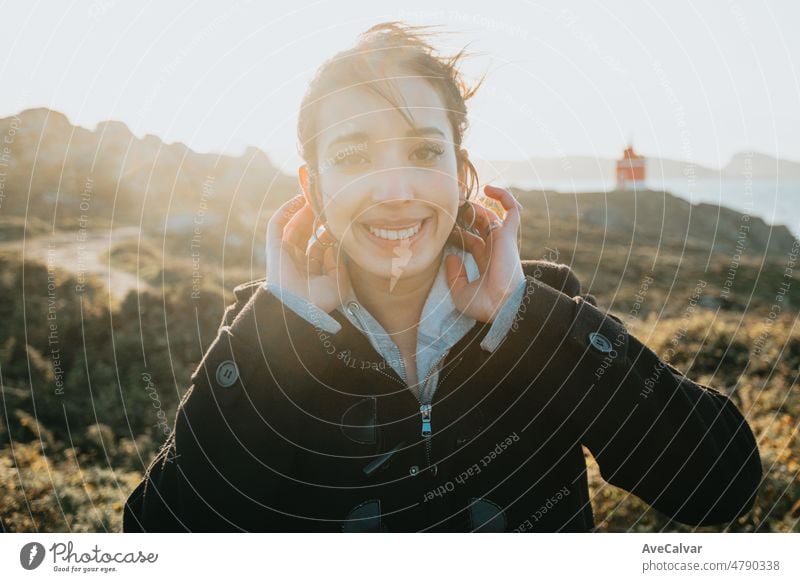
[332,244,480,388]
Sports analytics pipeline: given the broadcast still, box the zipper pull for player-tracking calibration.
[420,404,432,437]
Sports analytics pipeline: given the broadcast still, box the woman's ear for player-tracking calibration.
[298,164,314,208]
[299,164,328,224]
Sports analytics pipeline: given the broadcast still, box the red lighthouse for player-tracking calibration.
[616,145,646,190]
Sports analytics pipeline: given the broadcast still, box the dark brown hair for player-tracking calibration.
[297,21,486,219]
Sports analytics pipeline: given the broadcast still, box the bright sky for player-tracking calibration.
[2,0,798,175]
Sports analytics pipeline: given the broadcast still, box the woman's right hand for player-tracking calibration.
[266,195,353,314]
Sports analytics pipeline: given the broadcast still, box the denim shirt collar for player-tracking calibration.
[335,243,480,397]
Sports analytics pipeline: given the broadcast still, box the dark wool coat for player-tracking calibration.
[123,260,762,532]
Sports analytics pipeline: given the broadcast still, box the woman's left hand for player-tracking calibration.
[445,185,526,324]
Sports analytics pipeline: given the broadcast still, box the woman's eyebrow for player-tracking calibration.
[375,127,447,145]
[404,126,446,139]
[326,126,446,151]
[327,131,369,151]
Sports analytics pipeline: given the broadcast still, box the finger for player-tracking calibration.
[267,195,305,248]
[483,221,495,260]
[307,254,324,276]
[450,224,491,274]
[450,224,486,257]
[306,233,327,268]
[324,243,348,276]
[316,224,338,247]
[286,241,306,265]
[284,203,317,250]
[307,223,339,268]
[324,245,351,301]
[447,226,466,249]
[457,201,476,231]
[483,185,521,233]
[445,254,469,297]
[468,202,502,238]
[306,235,328,264]
[447,219,476,249]
[484,184,522,211]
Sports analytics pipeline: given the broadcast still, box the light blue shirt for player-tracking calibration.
[264,243,526,405]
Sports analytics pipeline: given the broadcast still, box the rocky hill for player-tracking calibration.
[0,108,297,237]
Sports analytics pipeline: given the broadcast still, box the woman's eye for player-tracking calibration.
[333,152,369,167]
[411,143,445,162]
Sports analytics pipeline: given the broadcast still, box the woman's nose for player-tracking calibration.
[369,167,416,203]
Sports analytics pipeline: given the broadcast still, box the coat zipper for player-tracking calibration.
[372,351,446,469]
[419,354,463,472]
[417,350,449,472]
[346,301,462,474]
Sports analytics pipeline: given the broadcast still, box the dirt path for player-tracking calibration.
[0,227,152,300]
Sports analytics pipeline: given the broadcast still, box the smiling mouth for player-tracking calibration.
[364,219,427,241]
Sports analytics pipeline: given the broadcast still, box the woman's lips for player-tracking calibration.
[360,217,432,249]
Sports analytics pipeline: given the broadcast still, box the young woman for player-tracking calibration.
[124,22,761,532]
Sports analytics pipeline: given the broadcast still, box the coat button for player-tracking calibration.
[469,498,507,532]
[342,500,384,532]
[215,360,239,388]
[341,397,378,445]
[409,465,419,476]
[587,332,613,354]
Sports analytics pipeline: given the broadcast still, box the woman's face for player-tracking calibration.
[307,75,464,282]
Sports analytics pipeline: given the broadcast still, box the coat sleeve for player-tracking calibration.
[123,285,331,532]
[505,269,762,527]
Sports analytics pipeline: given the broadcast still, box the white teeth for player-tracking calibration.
[366,221,422,241]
